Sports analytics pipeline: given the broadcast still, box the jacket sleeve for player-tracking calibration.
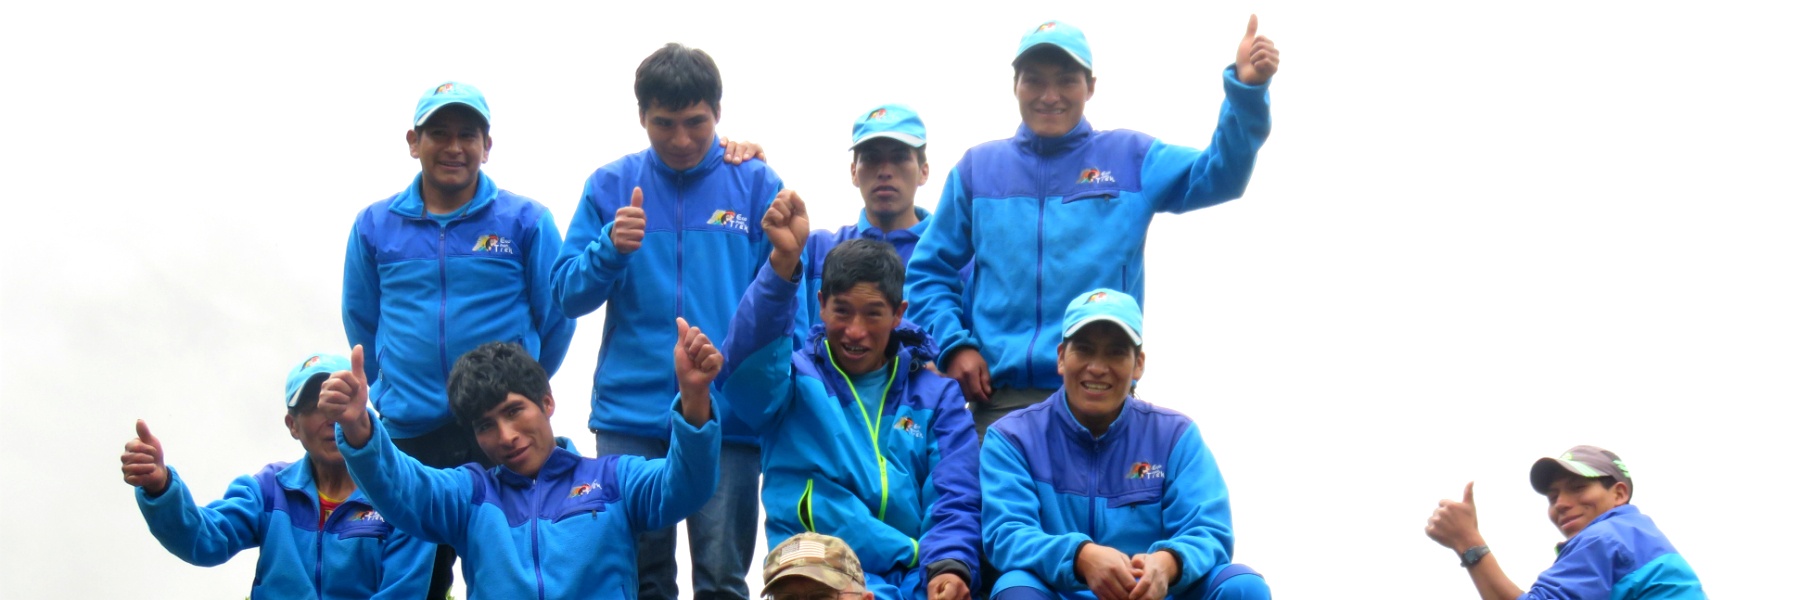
[551,175,631,318]
[620,398,722,532]
[792,229,836,345]
[134,467,264,567]
[337,418,475,547]
[370,526,437,599]
[904,163,980,363]
[1522,534,1623,600]
[1146,423,1235,596]
[982,430,1091,590]
[1144,65,1273,215]
[342,218,383,384]
[717,262,802,432]
[526,209,576,377]
[918,379,983,588]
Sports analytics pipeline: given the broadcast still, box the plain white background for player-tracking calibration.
[2,1,1794,597]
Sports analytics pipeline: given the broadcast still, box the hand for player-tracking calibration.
[673,317,721,425]
[120,420,170,496]
[719,136,767,165]
[761,189,809,279]
[944,347,992,404]
[1234,15,1280,86]
[612,187,647,254]
[318,344,373,447]
[1077,543,1139,600]
[1127,551,1178,600]
[928,572,970,600]
[1426,481,1484,553]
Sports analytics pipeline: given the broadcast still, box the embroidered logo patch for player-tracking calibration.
[1127,462,1165,479]
[707,209,749,232]
[1084,291,1108,304]
[568,481,602,498]
[894,417,924,438]
[1077,168,1115,184]
[302,355,321,368]
[354,509,384,522]
[471,234,515,254]
[868,108,888,120]
[1037,21,1057,32]
[435,83,454,94]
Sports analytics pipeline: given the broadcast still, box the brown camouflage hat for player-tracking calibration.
[761,532,866,594]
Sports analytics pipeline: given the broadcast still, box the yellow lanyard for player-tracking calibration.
[824,340,898,521]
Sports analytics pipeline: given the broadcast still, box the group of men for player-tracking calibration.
[118,14,1706,600]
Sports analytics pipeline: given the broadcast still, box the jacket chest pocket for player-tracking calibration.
[1062,189,1120,204]
[334,519,393,540]
[553,495,612,524]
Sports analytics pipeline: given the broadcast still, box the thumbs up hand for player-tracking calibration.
[1235,14,1280,85]
[612,187,648,254]
[120,419,171,496]
[318,345,374,447]
[1426,481,1485,553]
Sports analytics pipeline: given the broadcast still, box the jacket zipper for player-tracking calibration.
[675,175,686,319]
[437,225,450,380]
[531,481,546,599]
[1028,156,1048,383]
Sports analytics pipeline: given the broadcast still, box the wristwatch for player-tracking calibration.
[1460,544,1491,568]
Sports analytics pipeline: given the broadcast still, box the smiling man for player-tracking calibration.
[120,353,433,599]
[718,194,981,600]
[904,18,1280,439]
[322,323,724,599]
[981,289,1269,600]
[552,43,780,600]
[1425,446,1707,600]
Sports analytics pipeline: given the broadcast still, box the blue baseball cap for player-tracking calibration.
[1014,20,1093,72]
[1062,288,1143,346]
[284,353,351,410]
[849,104,927,150]
[414,81,491,128]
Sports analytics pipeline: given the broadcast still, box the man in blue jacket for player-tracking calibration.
[552,43,781,600]
[982,289,1269,600]
[320,323,724,599]
[121,352,434,599]
[1425,446,1707,599]
[905,18,1280,437]
[721,190,981,600]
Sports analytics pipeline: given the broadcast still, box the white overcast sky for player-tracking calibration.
[2,1,1795,598]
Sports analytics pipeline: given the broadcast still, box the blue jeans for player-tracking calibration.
[597,432,761,600]
[992,564,1268,600]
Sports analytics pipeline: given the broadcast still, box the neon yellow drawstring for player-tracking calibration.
[824,340,899,521]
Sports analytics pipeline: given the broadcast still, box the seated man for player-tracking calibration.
[761,532,875,600]
[319,321,724,598]
[720,191,981,600]
[120,352,433,599]
[982,289,1269,600]
[1425,445,1707,599]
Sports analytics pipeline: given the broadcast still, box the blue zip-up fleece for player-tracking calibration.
[553,141,781,446]
[135,458,434,599]
[1524,505,1705,599]
[337,404,720,600]
[982,392,1233,597]
[721,263,982,598]
[906,66,1271,389]
[344,172,575,439]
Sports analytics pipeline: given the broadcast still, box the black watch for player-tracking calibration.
[1459,544,1490,568]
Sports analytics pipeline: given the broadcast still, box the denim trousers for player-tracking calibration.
[596,431,761,600]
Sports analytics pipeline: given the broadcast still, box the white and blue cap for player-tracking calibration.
[849,104,927,150]
[1014,20,1094,72]
[284,353,351,410]
[414,81,491,128]
[1062,288,1143,346]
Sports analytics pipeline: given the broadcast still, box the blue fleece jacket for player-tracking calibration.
[906,66,1271,389]
[344,172,575,439]
[337,404,720,600]
[135,458,434,599]
[982,392,1233,597]
[1524,504,1705,599]
[721,263,982,597]
[553,141,781,446]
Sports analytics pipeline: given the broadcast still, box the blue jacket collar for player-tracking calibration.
[390,171,498,220]
[647,137,725,179]
[495,437,582,488]
[805,320,939,405]
[1556,504,1640,554]
[1013,118,1094,157]
[855,206,932,239]
[276,454,370,504]
[1052,388,1137,445]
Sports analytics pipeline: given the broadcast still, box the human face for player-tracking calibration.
[641,100,717,171]
[1544,475,1630,538]
[472,393,557,478]
[1014,58,1095,138]
[287,404,343,465]
[1056,322,1144,435]
[822,283,906,376]
[764,577,866,600]
[406,106,490,203]
[850,139,928,229]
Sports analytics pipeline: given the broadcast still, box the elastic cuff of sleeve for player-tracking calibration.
[925,558,971,585]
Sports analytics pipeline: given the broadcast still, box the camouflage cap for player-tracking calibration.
[1530,445,1634,498]
[761,532,866,594]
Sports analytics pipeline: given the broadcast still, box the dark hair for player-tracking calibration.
[820,239,905,309]
[1595,476,1631,503]
[1012,46,1095,83]
[635,43,723,116]
[288,377,325,416]
[448,342,550,428]
[853,141,928,166]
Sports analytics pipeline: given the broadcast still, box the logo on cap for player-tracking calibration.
[303,356,321,368]
[472,234,515,254]
[568,481,602,498]
[1078,168,1116,184]
[708,209,749,232]
[1084,291,1108,304]
[1037,21,1057,32]
[435,83,455,94]
[868,108,888,120]
[1127,462,1165,479]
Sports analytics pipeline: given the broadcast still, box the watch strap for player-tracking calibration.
[1460,544,1491,568]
